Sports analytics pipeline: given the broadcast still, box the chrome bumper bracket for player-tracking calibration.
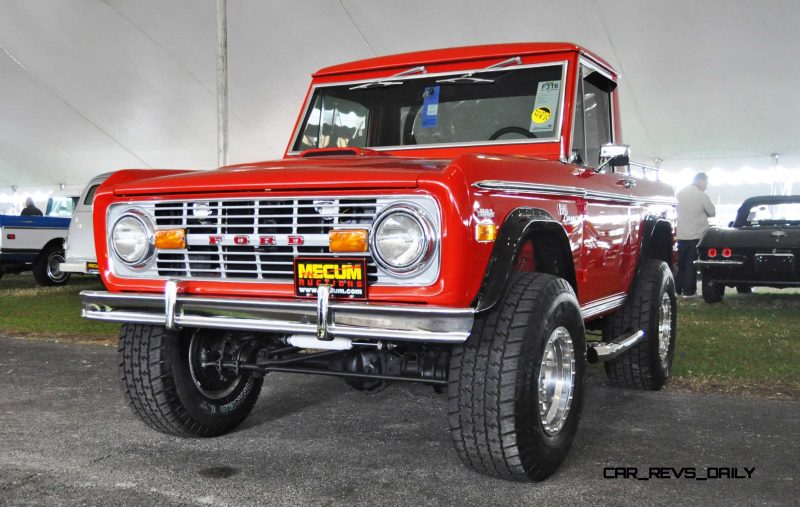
[164,279,179,330]
[316,285,332,341]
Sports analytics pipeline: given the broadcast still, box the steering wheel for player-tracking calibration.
[488,126,537,141]
[402,105,421,145]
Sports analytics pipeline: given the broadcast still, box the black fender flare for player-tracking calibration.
[473,208,576,313]
[637,216,674,268]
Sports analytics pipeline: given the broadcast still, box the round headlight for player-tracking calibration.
[371,204,435,275]
[111,213,154,266]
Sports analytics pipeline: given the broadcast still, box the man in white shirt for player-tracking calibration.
[675,172,716,296]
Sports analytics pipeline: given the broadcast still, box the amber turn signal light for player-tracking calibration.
[154,229,186,250]
[475,223,497,242]
[329,229,368,252]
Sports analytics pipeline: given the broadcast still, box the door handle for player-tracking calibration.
[616,178,636,189]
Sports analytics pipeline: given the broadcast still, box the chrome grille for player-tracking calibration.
[152,198,379,281]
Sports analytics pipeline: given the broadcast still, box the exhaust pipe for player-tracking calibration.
[587,330,645,363]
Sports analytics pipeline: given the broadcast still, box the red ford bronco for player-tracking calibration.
[82,43,677,481]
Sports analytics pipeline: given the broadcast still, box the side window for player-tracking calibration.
[83,185,100,206]
[572,66,614,168]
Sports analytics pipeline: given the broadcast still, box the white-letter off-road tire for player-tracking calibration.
[448,273,586,481]
[119,324,262,437]
[604,259,677,390]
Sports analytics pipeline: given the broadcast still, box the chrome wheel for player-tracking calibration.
[46,252,68,283]
[657,292,673,368]
[188,333,242,400]
[538,326,576,436]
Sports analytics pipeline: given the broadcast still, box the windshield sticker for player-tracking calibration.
[531,107,551,124]
[421,86,440,128]
[530,80,560,132]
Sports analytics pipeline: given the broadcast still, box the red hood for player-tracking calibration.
[113,157,450,196]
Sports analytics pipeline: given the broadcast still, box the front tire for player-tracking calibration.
[119,324,262,437]
[448,272,585,481]
[33,243,70,286]
[604,260,677,390]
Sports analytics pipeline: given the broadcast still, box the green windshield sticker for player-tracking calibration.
[530,80,560,132]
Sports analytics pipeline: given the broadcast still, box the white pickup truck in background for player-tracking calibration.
[0,195,78,285]
[60,173,110,275]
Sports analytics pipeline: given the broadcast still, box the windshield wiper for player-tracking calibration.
[349,65,427,90]
[436,56,522,84]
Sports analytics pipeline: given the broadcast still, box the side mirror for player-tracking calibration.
[594,144,630,173]
[599,144,630,167]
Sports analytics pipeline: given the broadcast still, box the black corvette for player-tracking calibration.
[696,195,800,303]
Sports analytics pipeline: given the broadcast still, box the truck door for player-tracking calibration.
[571,64,635,304]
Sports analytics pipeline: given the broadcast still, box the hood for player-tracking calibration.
[112,156,450,196]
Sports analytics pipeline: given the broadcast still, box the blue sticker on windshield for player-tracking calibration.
[421,86,440,128]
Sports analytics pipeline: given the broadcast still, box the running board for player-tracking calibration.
[587,330,646,363]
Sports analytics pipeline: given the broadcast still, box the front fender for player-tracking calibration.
[473,207,575,313]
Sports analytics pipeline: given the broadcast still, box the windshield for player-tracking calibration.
[292,63,565,152]
[743,201,800,227]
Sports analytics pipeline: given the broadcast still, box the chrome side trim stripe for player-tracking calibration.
[580,293,627,319]
[473,180,676,206]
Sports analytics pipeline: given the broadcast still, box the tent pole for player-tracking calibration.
[216,0,229,167]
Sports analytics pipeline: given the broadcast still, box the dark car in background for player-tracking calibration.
[697,195,800,302]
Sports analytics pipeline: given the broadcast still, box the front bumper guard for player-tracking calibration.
[80,282,475,344]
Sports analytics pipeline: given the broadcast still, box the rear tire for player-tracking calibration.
[448,272,585,481]
[604,260,677,390]
[33,243,70,286]
[701,274,725,303]
[119,324,262,437]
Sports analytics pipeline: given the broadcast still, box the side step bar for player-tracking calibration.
[587,330,646,363]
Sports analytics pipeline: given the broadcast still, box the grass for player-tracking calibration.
[0,273,118,344]
[668,287,800,398]
[1,273,798,397]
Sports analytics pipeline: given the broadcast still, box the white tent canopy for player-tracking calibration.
[1,0,799,202]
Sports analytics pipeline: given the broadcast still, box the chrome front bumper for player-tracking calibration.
[80,283,475,344]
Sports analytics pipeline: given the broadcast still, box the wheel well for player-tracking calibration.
[514,231,578,298]
[648,221,673,269]
[473,208,578,313]
[36,238,64,261]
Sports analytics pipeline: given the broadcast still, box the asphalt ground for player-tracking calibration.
[0,335,798,506]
